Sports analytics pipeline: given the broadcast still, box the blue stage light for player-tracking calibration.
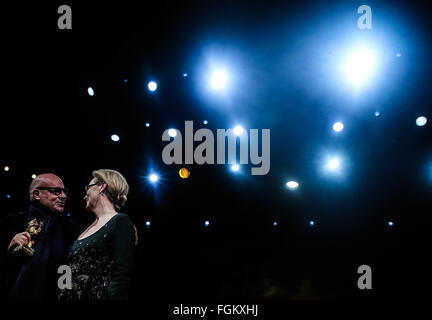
[286,181,299,190]
[333,122,344,132]
[416,116,427,127]
[149,174,159,183]
[168,129,177,138]
[148,81,158,92]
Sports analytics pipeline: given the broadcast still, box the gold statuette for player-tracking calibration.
[13,219,44,256]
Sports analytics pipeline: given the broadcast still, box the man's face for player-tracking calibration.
[33,176,67,213]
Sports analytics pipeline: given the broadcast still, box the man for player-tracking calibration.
[0,173,81,299]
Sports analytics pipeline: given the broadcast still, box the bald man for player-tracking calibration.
[0,174,81,300]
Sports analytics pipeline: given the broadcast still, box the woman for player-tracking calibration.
[59,169,137,300]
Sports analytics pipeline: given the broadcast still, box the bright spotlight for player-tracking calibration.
[204,220,210,227]
[111,134,120,142]
[343,47,376,87]
[286,181,299,190]
[182,73,188,78]
[203,120,208,125]
[327,157,341,171]
[146,221,151,227]
[4,166,10,172]
[388,221,394,227]
[145,122,150,127]
[273,221,278,226]
[375,111,380,117]
[31,174,37,179]
[333,122,344,132]
[210,70,228,90]
[231,164,240,172]
[149,174,159,183]
[148,81,158,92]
[233,125,245,136]
[6,194,11,199]
[87,87,94,96]
[416,116,427,127]
[309,221,315,227]
[168,129,177,138]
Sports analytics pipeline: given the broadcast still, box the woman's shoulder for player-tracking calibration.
[111,213,134,227]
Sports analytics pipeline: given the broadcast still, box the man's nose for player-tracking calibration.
[59,191,67,199]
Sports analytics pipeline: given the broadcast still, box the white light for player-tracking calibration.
[6,194,11,199]
[231,164,240,172]
[309,221,315,226]
[273,221,278,226]
[88,87,94,96]
[4,166,10,172]
[333,122,344,132]
[233,125,245,136]
[148,81,158,92]
[111,134,120,142]
[168,129,177,138]
[210,70,228,90]
[146,221,151,227]
[145,122,150,127]
[327,158,341,171]
[396,53,402,57]
[286,181,299,189]
[388,221,394,227]
[416,116,427,127]
[149,174,159,183]
[204,220,210,227]
[375,111,380,117]
[183,73,188,78]
[343,47,376,87]
[203,120,208,125]
[31,174,37,179]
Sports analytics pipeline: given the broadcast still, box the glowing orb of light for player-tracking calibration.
[333,122,344,132]
[168,129,177,138]
[148,81,158,92]
[416,116,427,127]
[286,181,299,190]
[179,168,190,179]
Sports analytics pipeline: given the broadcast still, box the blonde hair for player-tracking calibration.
[92,169,129,209]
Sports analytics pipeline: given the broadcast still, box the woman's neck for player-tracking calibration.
[93,200,117,221]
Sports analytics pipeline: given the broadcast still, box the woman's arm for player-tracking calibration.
[107,214,137,300]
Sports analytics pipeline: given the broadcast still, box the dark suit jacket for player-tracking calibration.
[0,202,81,299]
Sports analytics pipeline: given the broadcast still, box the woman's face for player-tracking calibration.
[84,177,100,212]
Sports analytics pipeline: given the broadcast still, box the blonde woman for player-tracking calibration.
[59,169,137,300]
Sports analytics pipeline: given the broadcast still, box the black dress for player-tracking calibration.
[58,213,136,300]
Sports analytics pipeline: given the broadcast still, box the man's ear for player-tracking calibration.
[33,190,41,201]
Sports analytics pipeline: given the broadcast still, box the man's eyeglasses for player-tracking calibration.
[85,183,100,192]
[36,187,69,196]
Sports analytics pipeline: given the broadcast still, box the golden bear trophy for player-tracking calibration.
[12,219,44,256]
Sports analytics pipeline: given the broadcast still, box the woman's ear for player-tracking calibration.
[99,183,108,193]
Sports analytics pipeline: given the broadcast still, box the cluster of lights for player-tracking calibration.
[20,47,422,234]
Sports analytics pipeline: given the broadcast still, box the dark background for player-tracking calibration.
[1,0,431,300]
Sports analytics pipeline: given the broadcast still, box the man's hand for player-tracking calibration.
[7,232,34,252]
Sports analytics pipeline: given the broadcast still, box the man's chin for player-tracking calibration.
[55,206,65,213]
